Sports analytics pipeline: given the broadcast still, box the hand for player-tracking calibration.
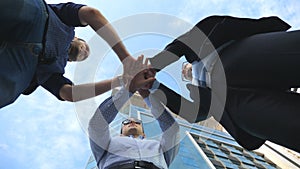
[186,84,200,102]
[142,68,156,89]
[122,55,149,81]
[138,88,150,98]
[126,69,156,93]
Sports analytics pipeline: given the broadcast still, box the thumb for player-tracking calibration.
[186,84,193,91]
[141,77,156,86]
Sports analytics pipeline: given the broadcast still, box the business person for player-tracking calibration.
[146,15,300,151]
[88,70,179,169]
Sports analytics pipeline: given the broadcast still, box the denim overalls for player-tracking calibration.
[0,0,75,108]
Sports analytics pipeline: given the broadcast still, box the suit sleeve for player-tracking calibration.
[193,15,291,60]
[151,83,212,123]
[149,15,291,69]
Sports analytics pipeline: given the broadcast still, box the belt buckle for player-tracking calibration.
[134,161,142,169]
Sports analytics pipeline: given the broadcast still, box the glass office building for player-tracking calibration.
[85,92,299,169]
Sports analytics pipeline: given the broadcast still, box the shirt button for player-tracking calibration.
[32,45,42,55]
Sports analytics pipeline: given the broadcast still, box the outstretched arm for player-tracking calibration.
[150,82,211,123]
[139,89,180,166]
[78,6,131,61]
[88,87,133,165]
[59,55,151,102]
[59,76,121,102]
[88,70,156,164]
[149,15,291,72]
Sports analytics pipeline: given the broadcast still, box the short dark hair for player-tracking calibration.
[68,38,86,61]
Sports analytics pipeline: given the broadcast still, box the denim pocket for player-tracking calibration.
[22,43,43,57]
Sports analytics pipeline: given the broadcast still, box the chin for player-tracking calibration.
[127,128,138,135]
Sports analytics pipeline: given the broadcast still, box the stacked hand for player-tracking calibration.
[122,55,156,93]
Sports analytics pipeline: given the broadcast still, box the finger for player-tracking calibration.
[142,69,148,74]
[143,82,154,89]
[135,55,144,71]
[149,68,156,75]
[144,58,150,69]
[186,84,193,90]
[147,69,156,77]
[140,77,156,87]
[137,55,144,64]
[123,57,135,73]
[144,70,154,79]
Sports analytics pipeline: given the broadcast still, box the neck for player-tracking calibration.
[127,134,144,139]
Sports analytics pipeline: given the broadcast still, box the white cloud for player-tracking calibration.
[0,90,90,169]
[0,144,8,150]
[1,1,300,169]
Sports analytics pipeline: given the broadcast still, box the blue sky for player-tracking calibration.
[0,0,300,169]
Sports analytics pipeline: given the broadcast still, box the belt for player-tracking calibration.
[109,161,160,169]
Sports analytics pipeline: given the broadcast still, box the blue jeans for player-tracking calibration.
[0,0,48,108]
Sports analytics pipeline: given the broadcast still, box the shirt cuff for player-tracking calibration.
[143,97,152,108]
[149,80,160,93]
[192,61,200,79]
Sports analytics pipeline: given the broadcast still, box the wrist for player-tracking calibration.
[113,45,130,62]
[138,89,150,98]
[148,80,160,93]
[117,75,125,87]
[112,75,124,88]
[127,82,136,93]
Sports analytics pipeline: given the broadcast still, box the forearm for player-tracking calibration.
[145,95,180,165]
[149,24,200,71]
[156,107,180,166]
[88,105,112,153]
[88,95,118,161]
[95,21,130,61]
[88,87,132,156]
[149,50,181,72]
[60,77,120,102]
[79,6,130,61]
[152,83,209,123]
[145,95,179,132]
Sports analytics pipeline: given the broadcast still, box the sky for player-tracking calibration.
[1,0,300,169]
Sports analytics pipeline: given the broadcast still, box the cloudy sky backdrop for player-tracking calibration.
[0,0,299,169]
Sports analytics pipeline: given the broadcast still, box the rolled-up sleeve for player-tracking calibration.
[49,2,87,27]
[41,73,73,101]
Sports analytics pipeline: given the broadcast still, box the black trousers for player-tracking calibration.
[220,30,300,89]
[150,30,300,152]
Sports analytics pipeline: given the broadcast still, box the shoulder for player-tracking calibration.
[48,2,87,27]
[49,2,86,12]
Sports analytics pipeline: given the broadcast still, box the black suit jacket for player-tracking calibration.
[150,15,291,69]
[150,15,291,150]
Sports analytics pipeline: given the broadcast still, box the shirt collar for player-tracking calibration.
[128,135,144,140]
